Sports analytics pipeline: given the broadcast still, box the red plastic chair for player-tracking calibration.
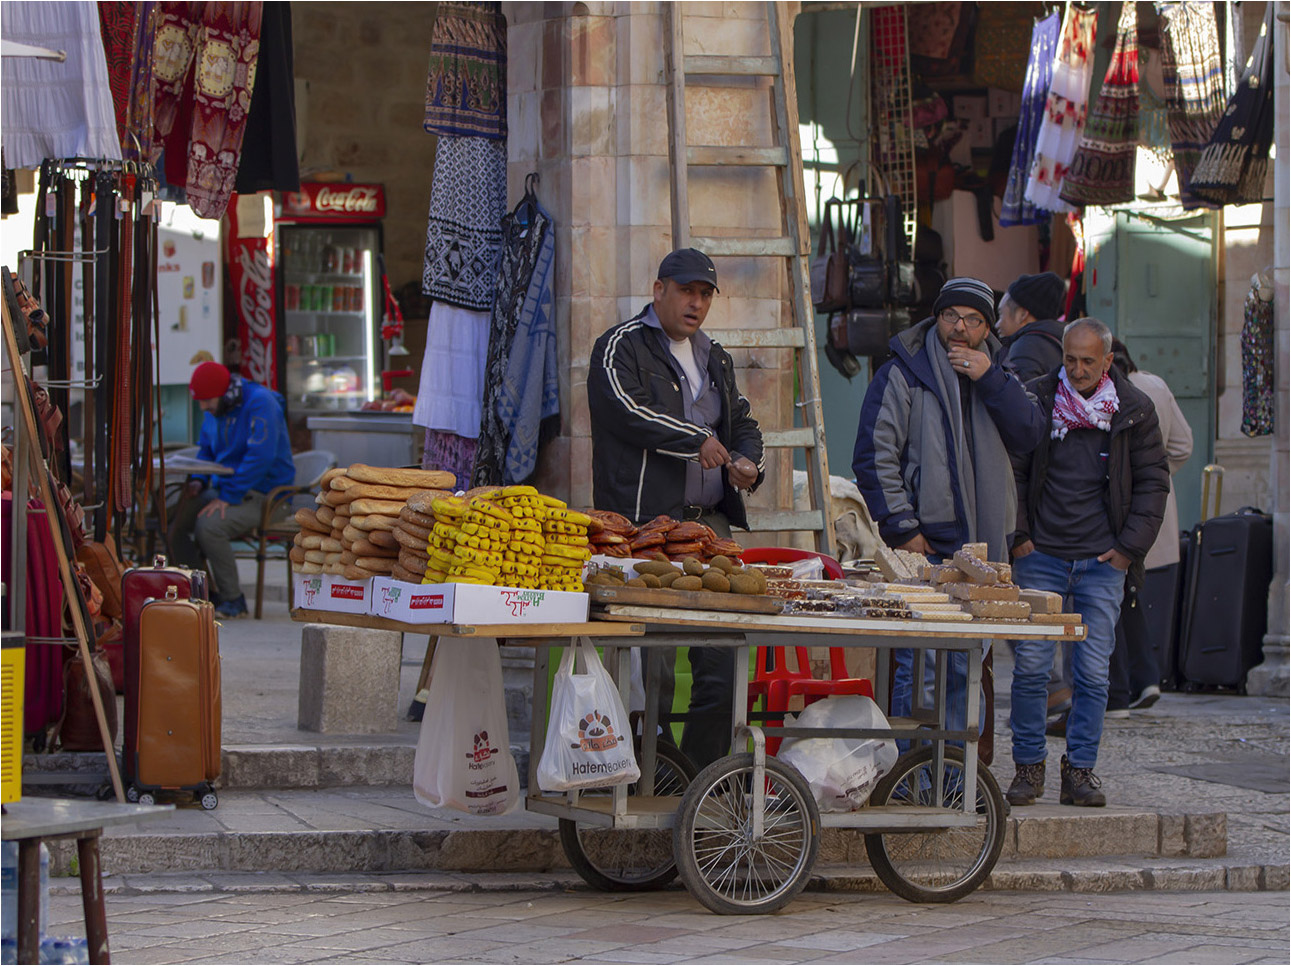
[741,547,875,753]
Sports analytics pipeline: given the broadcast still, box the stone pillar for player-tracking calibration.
[297,624,405,733]
[1247,1,1290,696]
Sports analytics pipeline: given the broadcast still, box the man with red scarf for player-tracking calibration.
[1007,318,1168,807]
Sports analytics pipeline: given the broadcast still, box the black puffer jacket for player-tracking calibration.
[587,306,764,527]
[1012,365,1170,588]
[1000,319,1065,384]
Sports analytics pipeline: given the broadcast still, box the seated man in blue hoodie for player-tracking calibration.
[170,361,296,618]
[853,277,1045,748]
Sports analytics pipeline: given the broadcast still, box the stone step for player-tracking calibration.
[37,785,1227,877]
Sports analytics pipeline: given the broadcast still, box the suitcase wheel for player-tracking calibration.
[138,792,156,806]
[125,785,140,803]
[199,787,218,810]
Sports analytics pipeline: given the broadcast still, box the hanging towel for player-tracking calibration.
[1023,3,1097,214]
[1000,11,1060,227]
[0,1,123,168]
[97,1,136,146]
[1190,1,1275,206]
[422,136,507,311]
[423,1,507,140]
[412,302,490,438]
[1059,1,1140,207]
[1157,2,1227,208]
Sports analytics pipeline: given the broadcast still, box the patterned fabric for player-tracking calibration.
[1240,285,1274,438]
[973,2,1044,92]
[1158,2,1227,208]
[151,2,263,220]
[1191,1,1276,206]
[97,2,136,145]
[1000,11,1060,227]
[422,430,477,488]
[423,1,507,140]
[472,197,557,487]
[1024,4,1097,214]
[0,1,123,168]
[1060,1,1139,207]
[422,136,507,311]
[1051,369,1118,440]
[908,3,961,60]
[125,2,160,161]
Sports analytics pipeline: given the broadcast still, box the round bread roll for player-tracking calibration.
[330,474,358,491]
[319,489,348,507]
[347,464,456,490]
[349,497,409,517]
[299,533,324,550]
[391,562,424,584]
[393,522,431,546]
[398,548,430,572]
[333,502,352,517]
[406,489,455,516]
[304,549,329,564]
[289,546,307,564]
[342,524,366,545]
[319,537,343,553]
[323,551,343,565]
[343,564,381,580]
[355,555,397,573]
[339,550,357,566]
[294,508,330,533]
[332,482,427,503]
[350,513,400,532]
[295,561,324,575]
[367,529,400,550]
[315,505,336,528]
[319,467,348,489]
[352,537,399,558]
[398,505,438,529]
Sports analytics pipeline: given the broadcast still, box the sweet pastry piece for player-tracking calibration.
[944,582,1021,602]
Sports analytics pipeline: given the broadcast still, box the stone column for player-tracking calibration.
[1247,1,1289,696]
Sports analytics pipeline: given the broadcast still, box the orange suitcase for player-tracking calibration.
[129,589,222,808]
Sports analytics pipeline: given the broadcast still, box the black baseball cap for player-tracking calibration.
[658,248,719,292]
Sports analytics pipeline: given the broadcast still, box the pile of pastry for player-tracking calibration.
[585,512,744,562]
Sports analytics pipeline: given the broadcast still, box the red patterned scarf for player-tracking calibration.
[1052,368,1119,440]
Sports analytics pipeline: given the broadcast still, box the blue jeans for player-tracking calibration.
[1010,550,1126,770]
[891,647,979,753]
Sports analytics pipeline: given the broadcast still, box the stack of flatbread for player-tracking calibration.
[289,463,454,579]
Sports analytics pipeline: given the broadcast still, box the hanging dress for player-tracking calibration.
[1000,11,1060,227]
[423,1,507,140]
[1024,3,1097,214]
[1240,282,1274,438]
[1157,1,1227,208]
[1060,0,1140,207]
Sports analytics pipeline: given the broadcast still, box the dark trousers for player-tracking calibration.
[1108,580,1161,709]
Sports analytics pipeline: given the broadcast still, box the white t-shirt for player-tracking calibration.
[669,336,704,400]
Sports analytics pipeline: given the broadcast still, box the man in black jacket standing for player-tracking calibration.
[998,271,1067,383]
[1007,318,1169,808]
[588,248,764,768]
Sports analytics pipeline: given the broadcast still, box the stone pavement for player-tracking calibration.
[46,883,1291,964]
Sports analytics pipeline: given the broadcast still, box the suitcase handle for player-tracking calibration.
[165,585,179,600]
[154,555,169,568]
[1200,464,1223,522]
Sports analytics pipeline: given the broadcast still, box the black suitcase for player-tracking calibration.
[1177,507,1273,690]
[1144,557,1183,690]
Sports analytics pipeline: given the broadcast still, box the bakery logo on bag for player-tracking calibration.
[465,729,499,765]
[499,588,544,617]
[301,577,323,606]
[570,710,625,753]
[330,583,366,601]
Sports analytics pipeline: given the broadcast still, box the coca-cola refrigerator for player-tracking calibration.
[226,183,386,428]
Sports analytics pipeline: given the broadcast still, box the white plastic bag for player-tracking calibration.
[776,694,899,812]
[413,638,519,816]
[537,637,641,792]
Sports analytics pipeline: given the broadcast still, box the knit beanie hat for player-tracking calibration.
[932,277,997,327]
[1006,272,1066,322]
[189,361,231,400]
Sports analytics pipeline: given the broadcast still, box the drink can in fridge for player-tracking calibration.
[333,286,346,312]
[319,286,333,312]
[285,284,300,310]
[352,285,365,311]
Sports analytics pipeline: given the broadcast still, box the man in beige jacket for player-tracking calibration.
[1106,339,1194,715]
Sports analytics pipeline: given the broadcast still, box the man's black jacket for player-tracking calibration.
[587,307,764,527]
[1012,365,1170,588]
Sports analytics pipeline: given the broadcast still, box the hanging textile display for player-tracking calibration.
[412,303,491,438]
[421,431,479,489]
[234,1,301,194]
[422,136,507,311]
[150,2,263,220]
[124,2,160,162]
[0,1,123,168]
[424,1,507,140]
[1240,279,1275,438]
[1190,2,1276,206]
[1059,1,1139,207]
[1023,3,1097,214]
[97,1,137,146]
[972,2,1044,93]
[1000,11,1061,227]
[1157,2,1227,208]
[473,177,558,487]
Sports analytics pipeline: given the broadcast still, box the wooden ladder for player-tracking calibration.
[664,0,835,556]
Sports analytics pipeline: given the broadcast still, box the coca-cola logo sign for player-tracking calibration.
[282,183,385,220]
[233,240,275,387]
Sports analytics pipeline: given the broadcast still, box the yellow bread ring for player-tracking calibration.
[511,517,542,533]
[452,545,503,568]
[545,507,590,526]
[452,563,498,583]
[546,533,590,547]
[544,542,591,561]
[422,570,448,584]
[501,485,539,498]
[468,496,514,521]
[537,494,566,509]
[447,575,492,585]
[431,496,468,517]
[541,554,586,569]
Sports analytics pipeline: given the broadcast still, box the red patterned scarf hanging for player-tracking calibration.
[97,2,136,145]
[1059,1,1139,206]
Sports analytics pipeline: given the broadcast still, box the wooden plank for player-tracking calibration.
[761,428,817,449]
[684,54,778,75]
[744,508,826,532]
[587,584,783,615]
[707,328,805,348]
[290,609,645,639]
[687,145,788,167]
[690,235,797,257]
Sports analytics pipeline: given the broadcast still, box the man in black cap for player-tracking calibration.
[588,248,764,768]
[998,271,1068,384]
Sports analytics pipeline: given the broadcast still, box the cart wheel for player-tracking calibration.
[137,792,155,806]
[673,753,820,915]
[864,745,1006,904]
[558,741,697,891]
[125,785,140,803]
[199,788,218,810]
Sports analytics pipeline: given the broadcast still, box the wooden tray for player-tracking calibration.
[587,583,784,615]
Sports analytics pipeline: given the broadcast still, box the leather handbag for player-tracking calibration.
[52,649,118,752]
[847,307,912,357]
[811,201,851,313]
[848,255,888,309]
[883,194,919,306]
[76,536,128,619]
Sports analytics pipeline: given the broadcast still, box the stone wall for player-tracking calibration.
[510,2,797,523]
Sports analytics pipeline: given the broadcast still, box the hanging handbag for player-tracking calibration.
[51,648,118,752]
[811,200,851,313]
[883,194,919,306]
[847,307,912,357]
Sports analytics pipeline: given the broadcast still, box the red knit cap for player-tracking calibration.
[189,361,231,400]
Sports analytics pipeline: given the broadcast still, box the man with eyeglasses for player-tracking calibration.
[853,276,1045,752]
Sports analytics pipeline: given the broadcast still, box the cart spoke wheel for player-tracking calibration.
[673,754,819,915]
[559,740,696,891]
[864,746,1005,903]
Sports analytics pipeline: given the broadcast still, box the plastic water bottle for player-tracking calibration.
[39,937,88,965]
[1,842,49,940]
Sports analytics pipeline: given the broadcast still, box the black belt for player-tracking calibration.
[681,505,707,521]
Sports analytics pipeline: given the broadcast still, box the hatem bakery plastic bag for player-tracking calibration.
[537,637,641,792]
[413,638,519,816]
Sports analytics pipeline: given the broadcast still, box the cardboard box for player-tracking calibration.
[294,573,374,615]
[369,577,589,625]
